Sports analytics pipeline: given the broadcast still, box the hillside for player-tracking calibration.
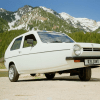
[0,17,9,33]
[0,8,15,22]
[12,7,80,33]
[94,27,100,33]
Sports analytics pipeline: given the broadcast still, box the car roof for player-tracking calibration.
[14,30,60,39]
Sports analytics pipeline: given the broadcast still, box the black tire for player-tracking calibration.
[79,67,91,81]
[9,65,19,82]
[30,74,36,76]
[45,73,55,80]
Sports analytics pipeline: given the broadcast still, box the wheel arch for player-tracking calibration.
[8,61,19,74]
[9,62,15,69]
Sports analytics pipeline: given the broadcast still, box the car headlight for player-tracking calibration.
[73,45,81,56]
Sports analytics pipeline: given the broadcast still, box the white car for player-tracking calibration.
[4,30,100,82]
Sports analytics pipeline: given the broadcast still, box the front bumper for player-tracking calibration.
[66,56,100,61]
[66,56,100,69]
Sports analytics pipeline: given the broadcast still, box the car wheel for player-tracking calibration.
[79,67,91,81]
[9,65,19,82]
[30,74,36,76]
[45,73,55,80]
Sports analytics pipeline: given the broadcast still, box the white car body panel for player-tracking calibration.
[4,30,100,74]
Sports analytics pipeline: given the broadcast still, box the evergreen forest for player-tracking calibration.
[0,17,9,33]
[0,30,27,58]
[0,29,100,59]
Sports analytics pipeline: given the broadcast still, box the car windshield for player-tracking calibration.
[38,32,75,43]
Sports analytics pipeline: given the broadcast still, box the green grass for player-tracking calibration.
[0,71,8,77]
[0,63,6,69]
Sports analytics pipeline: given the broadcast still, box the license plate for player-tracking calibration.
[85,59,100,65]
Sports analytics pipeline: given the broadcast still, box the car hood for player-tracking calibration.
[40,42,100,52]
[75,42,100,48]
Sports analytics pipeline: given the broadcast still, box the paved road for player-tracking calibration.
[0,68,100,100]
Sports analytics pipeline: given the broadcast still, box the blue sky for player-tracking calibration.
[0,0,100,21]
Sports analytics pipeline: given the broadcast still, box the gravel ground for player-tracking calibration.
[0,68,100,100]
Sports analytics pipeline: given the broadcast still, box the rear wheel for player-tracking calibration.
[9,65,19,82]
[79,67,91,81]
[45,73,55,80]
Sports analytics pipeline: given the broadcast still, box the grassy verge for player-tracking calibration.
[0,71,8,77]
[0,63,6,69]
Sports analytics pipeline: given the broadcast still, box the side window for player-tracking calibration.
[23,34,37,48]
[11,37,22,50]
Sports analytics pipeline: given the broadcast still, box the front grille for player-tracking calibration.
[83,48,100,51]
[83,48,92,51]
[93,48,100,51]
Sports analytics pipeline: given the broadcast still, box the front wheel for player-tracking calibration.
[9,65,19,82]
[78,67,91,81]
[45,73,55,80]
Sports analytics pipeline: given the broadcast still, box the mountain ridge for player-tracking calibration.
[0,5,100,33]
[60,12,100,32]
[7,6,79,33]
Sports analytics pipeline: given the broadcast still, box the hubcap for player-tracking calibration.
[9,67,14,80]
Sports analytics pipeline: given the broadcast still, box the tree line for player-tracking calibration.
[0,30,27,58]
[68,32,100,43]
[0,30,100,59]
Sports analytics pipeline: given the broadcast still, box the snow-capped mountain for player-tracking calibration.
[40,6,63,19]
[8,6,74,33]
[0,5,100,32]
[16,5,34,17]
[60,12,100,32]
[8,5,35,30]
[0,5,34,22]
[8,6,64,31]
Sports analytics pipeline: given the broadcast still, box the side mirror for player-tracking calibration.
[27,39,33,46]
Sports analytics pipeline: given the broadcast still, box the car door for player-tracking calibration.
[17,34,41,73]
[9,36,23,67]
